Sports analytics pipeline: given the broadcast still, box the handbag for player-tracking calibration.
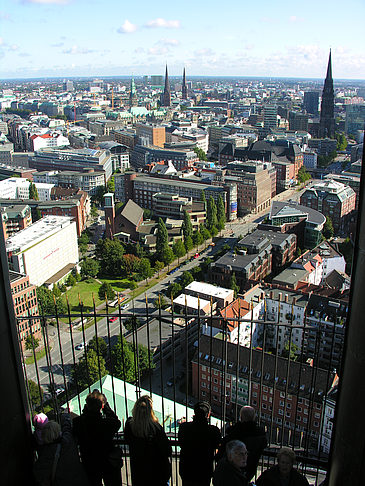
[107,446,124,469]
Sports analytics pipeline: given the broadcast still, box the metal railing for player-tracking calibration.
[18,298,342,485]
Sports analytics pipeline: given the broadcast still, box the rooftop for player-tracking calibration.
[185,281,233,299]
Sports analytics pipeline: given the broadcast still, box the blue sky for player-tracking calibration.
[0,0,364,79]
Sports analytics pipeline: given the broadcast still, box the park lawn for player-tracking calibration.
[100,277,133,291]
[62,278,104,312]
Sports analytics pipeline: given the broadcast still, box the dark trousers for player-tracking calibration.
[82,457,122,486]
[182,479,211,486]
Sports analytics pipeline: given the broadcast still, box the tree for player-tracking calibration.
[282,340,298,360]
[78,231,90,254]
[216,194,226,231]
[172,240,186,263]
[323,217,334,239]
[155,260,164,276]
[121,254,141,276]
[52,285,61,298]
[297,166,311,184]
[180,271,194,288]
[72,268,82,282]
[90,205,98,219]
[72,349,108,389]
[182,210,193,241]
[96,239,125,277]
[111,336,154,383]
[138,258,153,282]
[87,336,108,359]
[336,132,348,151]
[107,177,115,193]
[193,147,208,161]
[207,196,218,233]
[192,231,204,248]
[28,182,39,201]
[98,282,116,301]
[184,235,193,252]
[200,225,211,241]
[156,218,169,257]
[66,274,76,287]
[230,272,240,297]
[167,282,182,298]
[200,190,206,206]
[91,185,107,205]
[161,246,174,266]
[27,379,43,408]
[80,258,100,278]
[123,315,142,332]
[154,295,169,309]
[25,335,40,351]
[37,286,67,315]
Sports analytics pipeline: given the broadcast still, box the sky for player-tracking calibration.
[0,0,364,80]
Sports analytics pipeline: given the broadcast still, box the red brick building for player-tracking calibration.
[9,271,41,350]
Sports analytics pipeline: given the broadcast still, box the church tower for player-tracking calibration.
[319,50,335,139]
[161,65,171,107]
[129,76,137,107]
[182,67,188,100]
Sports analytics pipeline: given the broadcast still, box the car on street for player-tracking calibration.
[55,387,64,396]
[75,343,85,351]
[121,303,129,310]
[194,253,200,258]
[109,316,118,322]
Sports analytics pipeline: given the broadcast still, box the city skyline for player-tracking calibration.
[0,0,364,80]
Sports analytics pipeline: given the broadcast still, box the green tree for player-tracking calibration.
[230,272,240,297]
[323,216,334,239]
[27,379,43,408]
[297,166,311,184]
[90,205,98,219]
[111,336,154,383]
[193,147,208,161]
[167,282,182,298]
[37,286,67,315]
[52,285,61,298]
[121,254,141,275]
[124,315,142,332]
[200,190,206,206]
[138,257,153,282]
[87,336,108,359]
[96,239,125,276]
[336,132,348,151]
[67,274,76,287]
[80,258,100,278]
[184,235,193,252]
[200,225,211,241]
[25,335,40,351]
[216,194,226,230]
[193,231,204,247]
[107,177,115,193]
[161,246,174,266]
[72,268,82,282]
[91,185,107,205]
[182,210,193,240]
[155,260,165,276]
[156,218,168,254]
[28,182,39,201]
[72,349,108,389]
[282,340,298,360]
[98,282,116,301]
[207,196,218,233]
[154,295,169,309]
[172,240,186,263]
[180,271,194,288]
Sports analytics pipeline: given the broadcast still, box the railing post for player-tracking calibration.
[327,142,365,486]
[0,226,34,484]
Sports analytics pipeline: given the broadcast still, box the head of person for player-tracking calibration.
[226,440,248,469]
[42,420,61,444]
[239,405,256,423]
[193,401,211,422]
[33,412,49,430]
[277,447,296,477]
[131,395,159,438]
[85,390,104,413]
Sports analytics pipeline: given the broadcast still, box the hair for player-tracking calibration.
[240,405,256,422]
[226,440,246,460]
[277,447,296,464]
[130,395,159,438]
[42,421,61,444]
[193,401,211,421]
[86,390,104,412]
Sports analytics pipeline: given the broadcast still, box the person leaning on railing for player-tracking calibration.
[256,447,309,486]
[124,395,172,486]
[73,390,122,486]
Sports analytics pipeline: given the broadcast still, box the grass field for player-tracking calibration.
[99,277,132,291]
[62,278,104,312]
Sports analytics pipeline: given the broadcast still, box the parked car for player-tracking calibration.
[55,387,64,396]
[75,343,85,351]
[109,316,118,323]
[121,303,129,310]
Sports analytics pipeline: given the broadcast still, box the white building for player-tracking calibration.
[303,150,318,169]
[0,178,54,201]
[320,380,338,454]
[6,216,78,287]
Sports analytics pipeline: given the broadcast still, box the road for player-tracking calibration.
[25,185,304,394]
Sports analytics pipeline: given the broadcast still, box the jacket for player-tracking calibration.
[256,465,310,486]
[33,413,89,486]
[218,420,267,481]
[213,457,248,486]
[124,417,172,486]
[178,418,221,482]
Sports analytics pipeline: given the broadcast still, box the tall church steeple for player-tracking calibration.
[162,65,171,107]
[319,50,335,138]
[129,76,137,107]
[182,67,188,100]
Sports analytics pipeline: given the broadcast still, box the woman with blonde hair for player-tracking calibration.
[124,395,172,486]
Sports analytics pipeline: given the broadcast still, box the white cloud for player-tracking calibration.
[148,46,169,56]
[289,15,304,23]
[145,18,180,29]
[62,45,94,54]
[117,20,138,34]
[157,38,179,46]
[23,0,70,4]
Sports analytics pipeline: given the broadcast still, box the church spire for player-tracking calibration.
[319,50,335,139]
[182,67,188,100]
[129,75,137,107]
[162,65,171,107]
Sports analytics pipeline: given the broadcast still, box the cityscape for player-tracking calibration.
[1,1,365,485]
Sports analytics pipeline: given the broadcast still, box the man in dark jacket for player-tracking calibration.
[178,401,221,486]
[213,440,248,486]
[219,405,267,481]
[73,390,122,486]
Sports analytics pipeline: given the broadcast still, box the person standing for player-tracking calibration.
[73,390,122,486]
[256,447,309,486]
[178,401,221,486]
[218,406,267,481]
[213,440,248,486]
[124,395,172,486]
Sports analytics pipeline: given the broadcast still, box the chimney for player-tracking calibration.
[285,294,289,303]
[278,292,282,301]
[270,290,274,299]
[293,297,297,305]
